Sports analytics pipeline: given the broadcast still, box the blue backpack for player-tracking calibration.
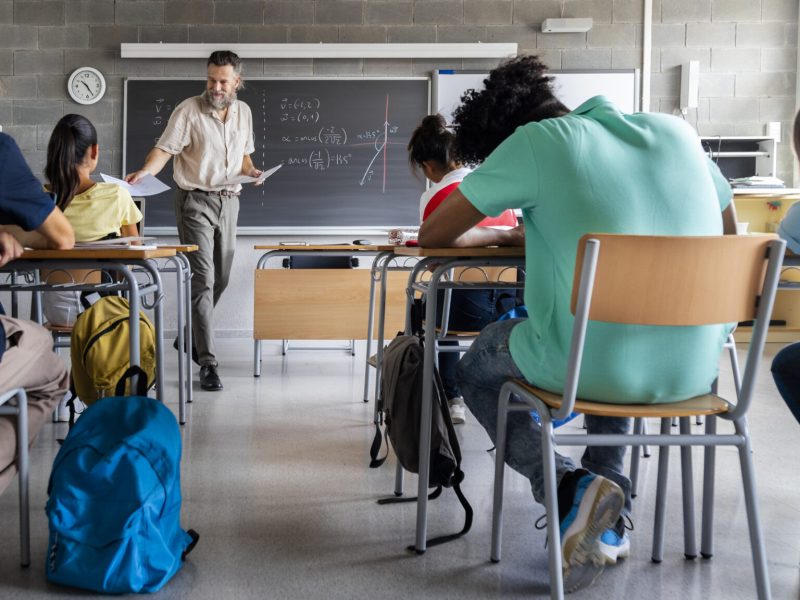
[45,368,198,593]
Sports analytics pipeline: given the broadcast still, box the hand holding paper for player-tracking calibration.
[229,163,282,185]
[101,173,171,197]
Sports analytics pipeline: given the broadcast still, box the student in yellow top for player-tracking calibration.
[42,114,142,326]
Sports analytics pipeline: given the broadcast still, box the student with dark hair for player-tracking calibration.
[771,109,800,424]
[41,114,142,326]
[407,114,517,423]
[419,54,736,591]
[126,50,263,391]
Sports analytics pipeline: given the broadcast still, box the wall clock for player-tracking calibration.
[67,67,106,105]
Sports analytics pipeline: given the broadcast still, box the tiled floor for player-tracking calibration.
[0,338,798,599]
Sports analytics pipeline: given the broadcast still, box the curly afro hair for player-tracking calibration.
[451,55,568,165]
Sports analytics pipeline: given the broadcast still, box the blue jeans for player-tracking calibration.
[456,319,632,515]
[771,342,800,424]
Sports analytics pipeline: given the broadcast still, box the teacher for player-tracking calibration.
[126,50,262,392]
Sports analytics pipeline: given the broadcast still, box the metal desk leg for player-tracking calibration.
[137,261,165,402]
[373,253,396,423]
[118,267,142,391]
[254,339,262,377]
[164,255,186,424]
[363,253,380,402]
[180,253,193,405]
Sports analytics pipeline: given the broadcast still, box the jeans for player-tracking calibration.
[771,342,800,424]
[456,319,632,515]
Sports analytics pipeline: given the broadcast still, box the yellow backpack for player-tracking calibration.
[70,296,156,406]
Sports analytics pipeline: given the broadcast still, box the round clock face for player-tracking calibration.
[68,67,106,105]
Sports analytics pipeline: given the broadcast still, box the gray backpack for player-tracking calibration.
[370,333,472,550]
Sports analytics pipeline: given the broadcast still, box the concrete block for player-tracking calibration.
[316,2,363,25]
[312,59,363,76]
[14,50,63,75]
[760,96,795,122]
[648,24,686,48]
[512,0,560,25]
[735,72,795,98]
[686,23,734,48]
[21,150,47,177]
[114,1,163,25]
[588,24,635,48]
[486,24,537,45]
[736,23,793,47]
[464,0,512,25]
[90,25,138,48]
[662,0,710,24]
[0,50,11,75]
[660,48,710,73]
[0,101,12,127]
[264,2,313,25]
[65,49,115,75]
[239,26,288,43]
[288,26,339,43]
[414,1,462,26]
[38,25,91,49]
[762,0,798,22]
[732,121,765,136]
[0,2,11,23]
[612,0,645,23]
[339,26,387,43]
[611,48,641,70]
[388,25,436,43]
[164,2,214,25]
[536,49,562,70]
[655,97,679,116]
[536,31,587,49]
[562,48,612,70]
[36,74,68,99]
[187,25,240,43]
[761,48,797,73]
[161,59,208,77]
[213,2,264,26]
[437,26,487,43]
[4,125,37,151]
[411,58,461,76]
[114,57,165,77]
[698,73,734,98]
[14,1,64,26]
[262,59,314,76]
[366,2,412,25]
[562,0,612,22]
[709,97,760,122]
[68,101,114,126]
[0,26,38,49]
[363,59,413,76]
[66,0,114,24]
[712,0,761,22]
[462,57,505,70]
[0,76,37,99]
[13,99,63,126]
[711,48,761,73]
[649,71,680,98]
[139,26,189,43]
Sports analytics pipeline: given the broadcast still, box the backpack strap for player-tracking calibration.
[114,365,150,397]
[181,529,200,561]
[368,422,388,468]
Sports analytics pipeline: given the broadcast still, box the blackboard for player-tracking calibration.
[124,78,429,233]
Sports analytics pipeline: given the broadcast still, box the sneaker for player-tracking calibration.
[55,393,71,423]
[559,472,624,592]
[597,516,631,565]
[448,396,466,424]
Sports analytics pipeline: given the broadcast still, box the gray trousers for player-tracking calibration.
[175,189,239,367]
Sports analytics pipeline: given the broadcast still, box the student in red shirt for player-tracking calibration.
[408,115,518,424]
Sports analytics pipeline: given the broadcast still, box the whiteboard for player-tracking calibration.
[433,69,640,124]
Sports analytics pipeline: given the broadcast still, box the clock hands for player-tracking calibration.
[80,80,93,94]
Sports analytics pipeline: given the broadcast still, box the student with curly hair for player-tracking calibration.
[419,54,737,591]
[407,114,517,423]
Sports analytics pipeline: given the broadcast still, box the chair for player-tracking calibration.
[0,387,31,567]
[490,233,784,600]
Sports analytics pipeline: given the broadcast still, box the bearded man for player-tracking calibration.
[126,50,261,391]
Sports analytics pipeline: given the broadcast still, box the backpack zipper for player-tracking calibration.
[82,317,128,364]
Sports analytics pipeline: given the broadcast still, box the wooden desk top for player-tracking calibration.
[392,246,525,258]
[18,247,178,260]
[254,244,396,252]
[155,244,198,253]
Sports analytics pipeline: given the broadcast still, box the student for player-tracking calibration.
[41,114,142,327]
[419,55,736,591]
[407,114,517,423]
[771,108,800,424]
[0,132,73,493]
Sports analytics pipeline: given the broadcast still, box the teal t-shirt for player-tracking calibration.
[458,96,732,404]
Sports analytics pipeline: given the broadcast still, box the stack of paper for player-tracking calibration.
[729,176,785,188]
[74,236,158,250]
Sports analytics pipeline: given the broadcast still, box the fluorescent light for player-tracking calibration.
[541,18,593,33]
[120,43,518,60]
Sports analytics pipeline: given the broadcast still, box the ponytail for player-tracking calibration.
[407,113,455,173]
[45,114,97,210]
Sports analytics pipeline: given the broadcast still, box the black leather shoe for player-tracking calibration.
[173,336,200,366]
[199,365,223,391]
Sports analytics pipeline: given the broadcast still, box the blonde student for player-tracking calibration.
[42,114,142,326]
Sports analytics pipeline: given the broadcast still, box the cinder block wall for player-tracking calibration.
[0,0,797,336]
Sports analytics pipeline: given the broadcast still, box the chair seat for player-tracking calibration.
[514,380,731,418]
[44,323,73,334]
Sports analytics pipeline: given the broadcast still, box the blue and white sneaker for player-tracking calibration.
[559,473,625,592]
[597,518,631,565]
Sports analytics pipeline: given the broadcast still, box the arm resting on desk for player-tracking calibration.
[418,190,524,248]
[1,208,74,250]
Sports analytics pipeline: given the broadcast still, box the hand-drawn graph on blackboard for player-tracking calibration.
[124,78,429,233]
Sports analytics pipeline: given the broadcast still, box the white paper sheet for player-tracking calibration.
[100,173,171,196]
[228,162,283,185]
